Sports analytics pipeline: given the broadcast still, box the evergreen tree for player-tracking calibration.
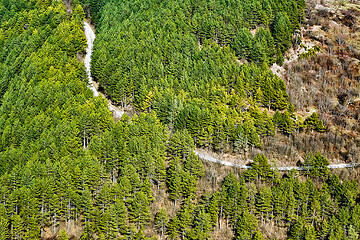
[167,158,183,206]
[0,205,8,240]
[348,225,359,240]
[154,208,169,240]
[273,110,295,135]
[184,152,205,180]
[129,192,150,230]
[272,13,293,53]
[234,211,259,240]
[59,229,69,240]
[304,112,326,132]
[305,153,330,179]
[231,28,253,59]
[168,129,195,159]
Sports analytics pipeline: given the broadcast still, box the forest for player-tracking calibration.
[81,0,321,153]
[0,0,359,239]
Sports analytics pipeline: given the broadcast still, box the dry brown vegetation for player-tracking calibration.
[262,0,360,165]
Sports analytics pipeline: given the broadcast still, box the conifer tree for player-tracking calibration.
[154,208,169,240]
[59,229,69,240]
[129,192,150,230]
[231,28,253,59]
[184,152,204,180]
[168,129,195,159]
[182,171,198,199]
[167,216,180,240]
[348,225,359,240]
[273,13,293,53]
[0,205,8,240]
[256,186,272,224]
[304,112,326,132]
[167,158,183,206]
[191,208,212,239]
[177,199,194,239]
[234,211,259,240]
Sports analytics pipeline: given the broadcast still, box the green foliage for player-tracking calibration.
[299,45,321,59]
[245,154,276,181]
[0,205,8,240]
[305,153,330,178]
[304,112,326,132]
[348,225,359,240]
[231,28,253,59]
[234,126,249,153]
[0,1,355,240]
[273,110,295,135]
[89,0,303,152]
[234,211,259,239]
[273,13,293,53]
[129,192,151,229]
[168,129,194,159]
[167,157,184,205]
[59,229,69,240]
[184,152,205,180]
[0,1,204,239]
[154,208,168,240]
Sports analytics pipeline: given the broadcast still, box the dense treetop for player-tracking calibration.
[0,0,354,239]
[81,0,310,152]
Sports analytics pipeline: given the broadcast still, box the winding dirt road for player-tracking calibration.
[194,151,360,171]
[84,21,124,119]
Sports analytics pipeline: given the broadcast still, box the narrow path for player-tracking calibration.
[83,21,359,172]
[84,21,124,119]
[194,151,360,171]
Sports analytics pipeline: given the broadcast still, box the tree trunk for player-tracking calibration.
[219,204,223,230]
[83,130,86,150]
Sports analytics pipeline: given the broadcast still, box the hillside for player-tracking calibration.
[0,0,359,240]
[85,0,307,155]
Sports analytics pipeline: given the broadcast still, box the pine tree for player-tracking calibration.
[254,27,276,63]
[154,156,167,189]
[167,158,183,206]
[272,13,293,53]
[250,42,268,64]
[319,219,330,239]
[231,28,253,59]
[348,225,359,240]
[304,112,326,132]
[178,199,194,239]
[234,211,259,240]
[108,199,127,237]
[234,126,249,153]
[0,205,8,240]
[167,216,180,240]
[191,208,212,239]
[168,129,195,159]
[129,192,150,230]
[207,193,220,229]
[154,208,169,240]
[305,153,330,179]
[305,224,317,240]
[184,152,204,180]
[273,110,295,135]
[59,229,69,240]
[182,171,198,199]
[256,186,272,224]
[253,231,265,240]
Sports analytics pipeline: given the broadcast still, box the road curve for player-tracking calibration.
[194,151,360,171]
[84,21,124,119]
[84,22,99,97]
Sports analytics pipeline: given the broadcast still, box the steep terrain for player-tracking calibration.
[258,0,360,165]
[0,0,359,240]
